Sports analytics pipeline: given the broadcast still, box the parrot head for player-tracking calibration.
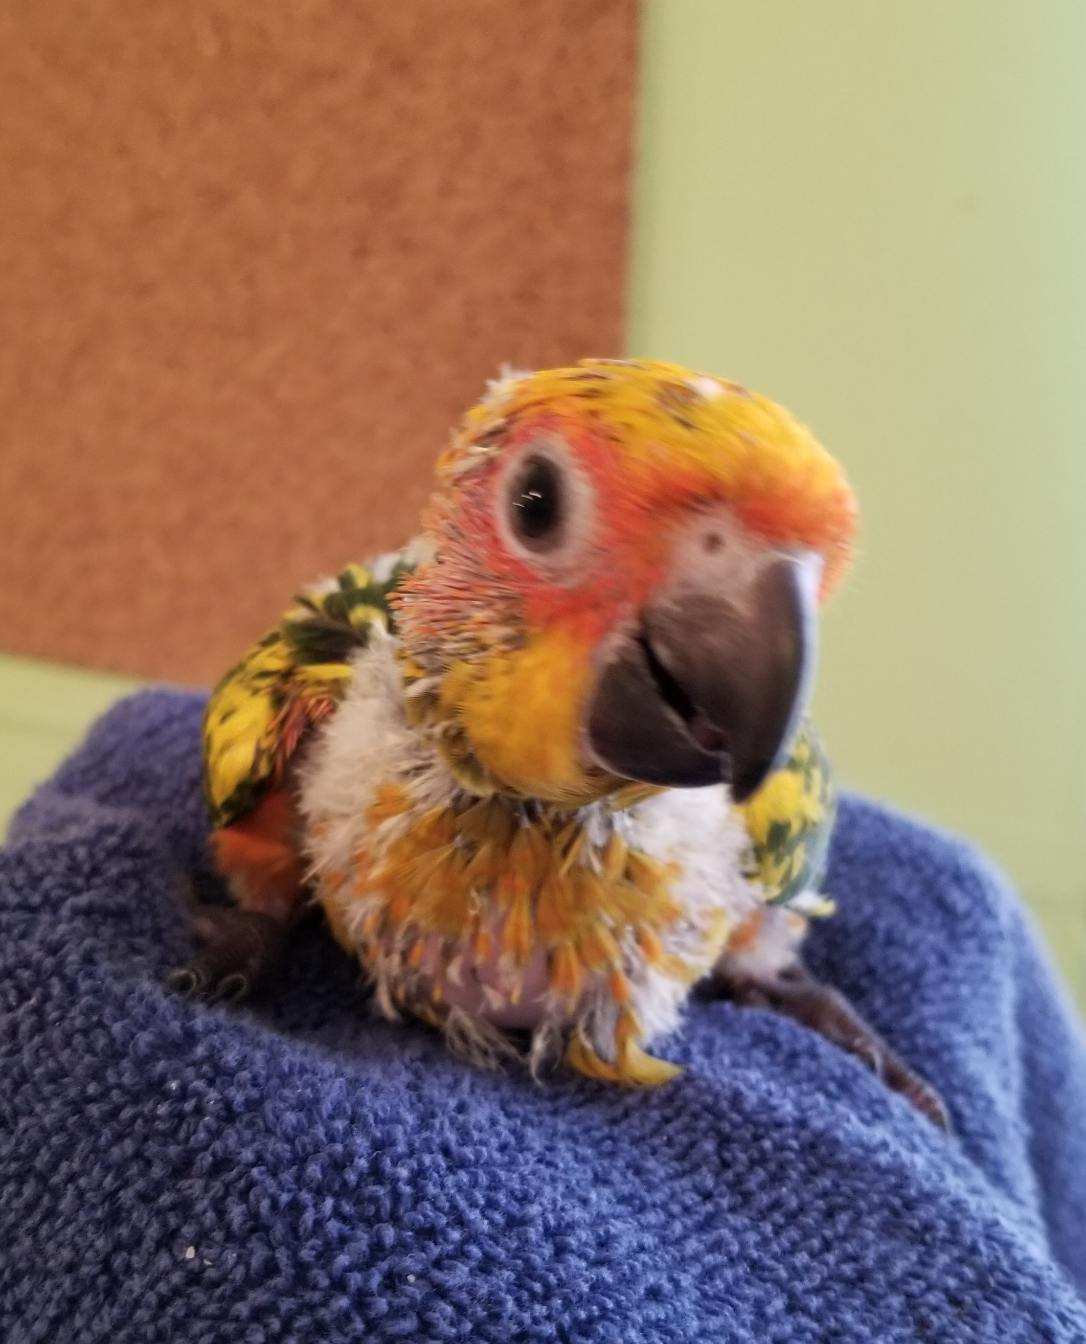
[392,360,856,808]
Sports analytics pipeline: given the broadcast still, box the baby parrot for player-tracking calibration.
[175,359,947,1126]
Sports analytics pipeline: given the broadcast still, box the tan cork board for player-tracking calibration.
[0,1,637,684]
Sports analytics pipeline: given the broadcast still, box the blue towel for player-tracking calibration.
[1,689,1084,1343]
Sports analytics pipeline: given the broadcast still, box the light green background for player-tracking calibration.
[1,0,1082,1004]
[631,0,1085,999]
[0,656,141,827]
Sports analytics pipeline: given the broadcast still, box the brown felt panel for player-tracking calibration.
[0,1,636,684]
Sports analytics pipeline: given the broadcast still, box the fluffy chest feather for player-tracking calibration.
[297,641,814,1083]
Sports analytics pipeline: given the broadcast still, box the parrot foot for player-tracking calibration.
[166,907,287,1005]
[699,962,951,1130]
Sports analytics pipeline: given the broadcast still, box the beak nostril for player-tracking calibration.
[702,531,724,554]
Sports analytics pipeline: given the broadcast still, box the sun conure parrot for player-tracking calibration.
[172,359,947,1127]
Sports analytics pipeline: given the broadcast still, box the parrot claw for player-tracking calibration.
[166,907,286,1006]
[164,967,201,996]
[701,961,952,1131]
[210,971,252,1004]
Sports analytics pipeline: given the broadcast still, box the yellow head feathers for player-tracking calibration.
[437,359,856,596]
[392,358,857,806]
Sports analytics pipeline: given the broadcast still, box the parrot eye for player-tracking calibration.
[496,437,594,566]
[505,454,566,552]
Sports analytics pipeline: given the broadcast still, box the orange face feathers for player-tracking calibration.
[391,359,858,804]
[435,359,857,599]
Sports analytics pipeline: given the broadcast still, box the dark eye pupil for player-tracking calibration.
[510,455,563,546]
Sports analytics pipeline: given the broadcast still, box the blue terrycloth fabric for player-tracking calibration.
[1,689,1084,1344]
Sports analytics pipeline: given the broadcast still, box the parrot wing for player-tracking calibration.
[733,722,837,916]
[202,548,421,830]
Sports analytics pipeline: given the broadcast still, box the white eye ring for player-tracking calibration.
[495,436,594,568]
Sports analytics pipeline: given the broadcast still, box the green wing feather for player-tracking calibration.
[202,551,420,829]
[733,722,837,914]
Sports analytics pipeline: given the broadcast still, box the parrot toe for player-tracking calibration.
[164,966,201,996]
[702,961,952,1131]
[884,1065,951,1131]
[209,971,253,1004]
[165,907,286,1006]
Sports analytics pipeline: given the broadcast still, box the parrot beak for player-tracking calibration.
[585,536,821,803]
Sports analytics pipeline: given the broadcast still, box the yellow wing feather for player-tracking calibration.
[734,722,836,914]
[202,558,414,829]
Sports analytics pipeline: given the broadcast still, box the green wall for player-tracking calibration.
[0,656,142,826]
[631,1,1086,996]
